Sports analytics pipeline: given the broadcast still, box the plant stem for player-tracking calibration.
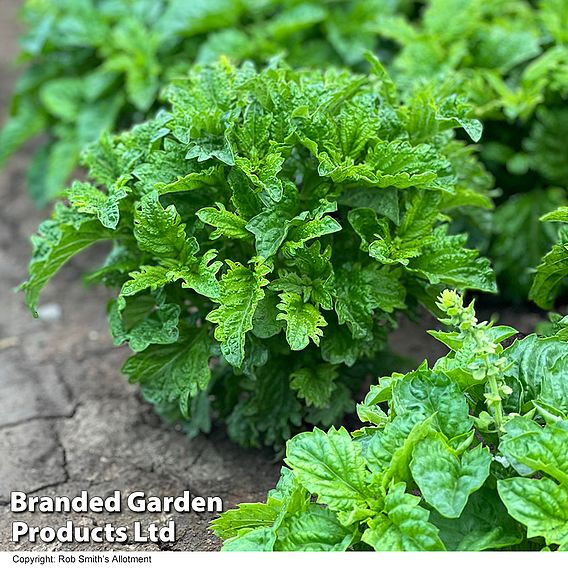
[487,373,503,429]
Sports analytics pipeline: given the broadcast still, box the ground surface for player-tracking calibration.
[0,0,546,552]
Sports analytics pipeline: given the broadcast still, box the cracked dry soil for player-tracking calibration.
[0,0,547,553]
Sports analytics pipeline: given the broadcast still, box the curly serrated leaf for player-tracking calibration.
[530,239,568,309]
[109,296,180,353]
[197,202,252,240]
[236,152,284,202]
[156,166,223,195]
[207,260,271,367]
[65,179,129,229]
[335,264,405,339]
[119,265,172,300]
[408,226,497,293]
[276,292,327,351]
[133,191,194,261]
[314,139,445,189]
[290,364,338,408]
[283,200,342,254]
[122,329,211,419]
[23,215,115,316]
[119,250,222,302]
[174,249,222,298]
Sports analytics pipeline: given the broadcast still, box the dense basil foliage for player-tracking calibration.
[0,0,410,205]
[375,0,568,300]
[212,291,568,551]
[6,0,568,304]
[22,61,495,448]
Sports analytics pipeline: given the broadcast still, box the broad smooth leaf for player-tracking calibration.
[411,435,492,518]
[285,427,372,513]
[276,507,354,551]
[498,477,568,548]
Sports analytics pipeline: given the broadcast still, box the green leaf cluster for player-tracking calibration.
[373,0,568,300]
[5,0,568,306]
[6,0,568,308]
[0,0,410,205]
[22,61,495,449]
[212,290,568,551]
